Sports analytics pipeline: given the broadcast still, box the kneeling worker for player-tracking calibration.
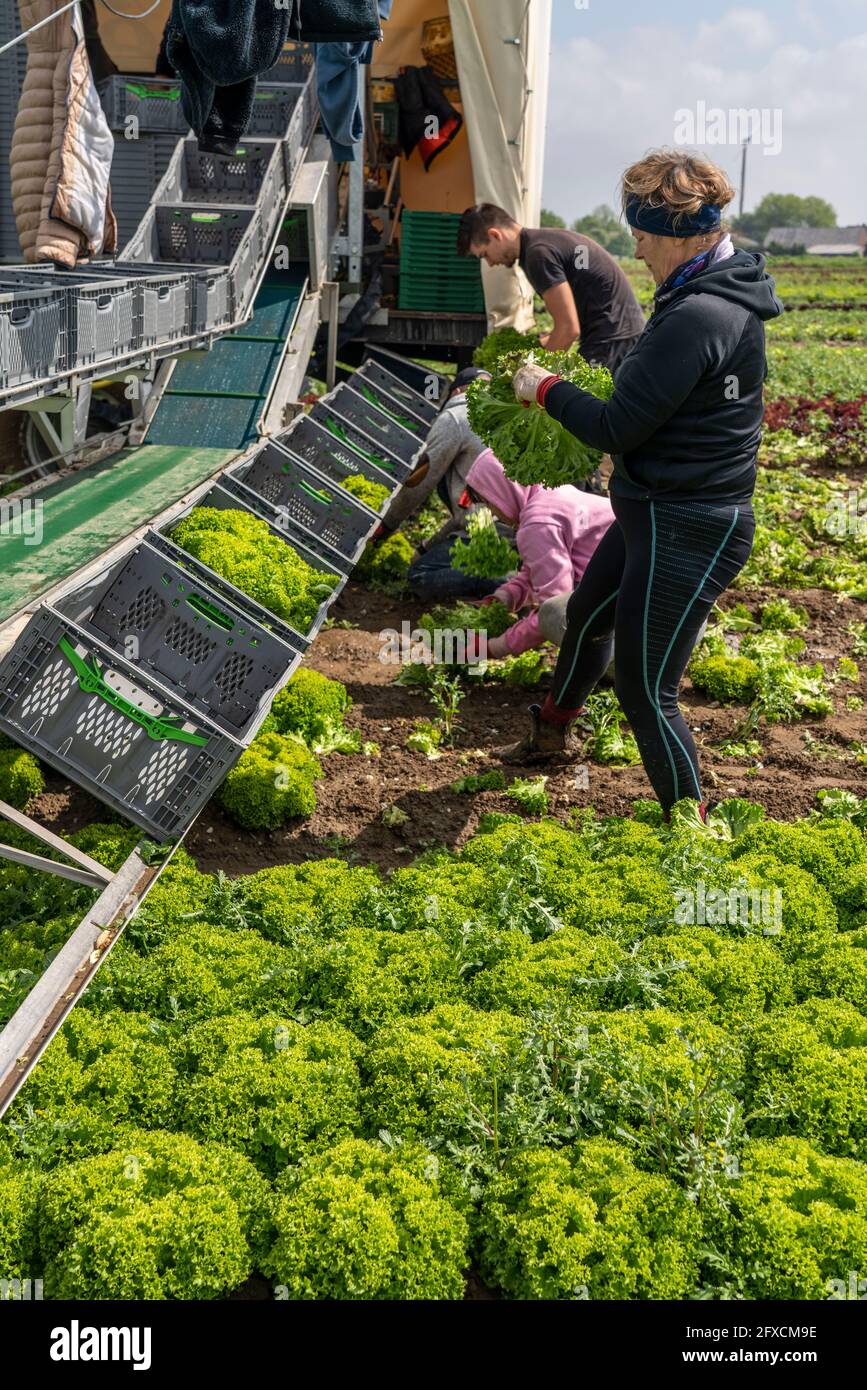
[373,367,512,601]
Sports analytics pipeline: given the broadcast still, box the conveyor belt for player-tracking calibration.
[0,444,235,623]
[146,276,306,449]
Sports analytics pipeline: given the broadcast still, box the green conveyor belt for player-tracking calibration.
[0,444,235,623]
[146,278,306,449]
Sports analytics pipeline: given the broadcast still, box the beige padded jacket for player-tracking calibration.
[11,0,116,265]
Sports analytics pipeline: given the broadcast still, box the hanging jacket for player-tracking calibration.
[315,0,392,161]
[11,0,116,266]
[467,449,615,655]
[395,65,463,171]
[289,0,382,43]
[165,0,291,152]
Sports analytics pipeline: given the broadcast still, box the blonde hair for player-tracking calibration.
[621,149,736,234]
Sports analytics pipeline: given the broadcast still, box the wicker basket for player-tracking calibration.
[422,15,458,82]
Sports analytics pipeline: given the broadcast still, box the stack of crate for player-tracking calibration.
[398,210,485,314]
[0,2,27,263]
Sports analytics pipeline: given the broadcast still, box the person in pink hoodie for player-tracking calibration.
[466,449,615,659]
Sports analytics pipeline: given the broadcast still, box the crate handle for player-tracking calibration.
[95,294,114,311]
[126,82,180,101]
[322,417,395,473]
[186,593,235,630]
[9,307,34,327]
[288,476,332,507]
[190,212,223,223]
[157,287,172,301]
[58,636,208,747]
[358,382,415,432]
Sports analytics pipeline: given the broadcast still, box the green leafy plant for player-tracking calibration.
[506,776,549,815]
[581,690,641,765]
[406,719,443,759]
[341,473,390,511]
[427,669,465,745]
[170,506,338,632]
[268,669,360,754]
[466,350,614,487]
[473,327,542,372]
[450,769,506,794]
[219,732,322,830]
[450,508,519,579]
[0,747,44,810]
[419,598,515,642]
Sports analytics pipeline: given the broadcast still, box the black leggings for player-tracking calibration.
[550,495,755,810]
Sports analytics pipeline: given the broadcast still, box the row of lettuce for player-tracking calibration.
[2,795,867,1298]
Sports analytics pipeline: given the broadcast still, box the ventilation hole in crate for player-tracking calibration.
[247,470,283,504]
[198,154,218,184]
[164,616,217,666]
[117,587,166,633]
[215,651,254,702]
[138,741,192,804]
[19,656,76,722]
[75,697,145,759]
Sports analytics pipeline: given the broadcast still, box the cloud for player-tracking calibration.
[542,6,866,225]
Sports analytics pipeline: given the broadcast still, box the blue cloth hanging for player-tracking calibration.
[315,0,393,162]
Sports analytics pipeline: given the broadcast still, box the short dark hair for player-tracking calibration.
[456,203,519,256]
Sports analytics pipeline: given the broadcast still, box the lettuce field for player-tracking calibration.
[2,255,867,1302]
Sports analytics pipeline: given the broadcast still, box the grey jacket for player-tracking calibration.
[383,393,486,546]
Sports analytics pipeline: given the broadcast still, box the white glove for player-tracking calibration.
[513,361,558,403]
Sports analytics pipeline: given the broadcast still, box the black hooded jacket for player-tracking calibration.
[543,250,785,502]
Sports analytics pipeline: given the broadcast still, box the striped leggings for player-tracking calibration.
[550,495,755,810]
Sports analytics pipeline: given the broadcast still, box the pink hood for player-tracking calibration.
[467,448,614,655]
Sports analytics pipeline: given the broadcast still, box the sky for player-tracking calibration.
[542,0,867,227]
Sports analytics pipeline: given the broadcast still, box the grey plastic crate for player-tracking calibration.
[85,262,192,346]
[123,203,261,324]
[0,279,67,390]
[347,371,433,439]
[354,358,440,427]
[219,473,354,582]
[99,75,191,133]
[260,43,315,84]
[314,383,424,468]
[158,482,347,640]
[275,415,400,513]
[226,442,380,563]
[110,131,181,247]
[153,139,286,251]
[304,406,413,481]
[364,345,451,405]
[0,269,139,370]
[0,606,241,841]
[53,537,303,743]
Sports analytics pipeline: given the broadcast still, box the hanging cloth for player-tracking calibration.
[394,65,463,172]
[314,0,392,163]
[290,0,382,44]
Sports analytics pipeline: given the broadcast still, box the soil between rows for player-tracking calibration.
[30,581,867,876]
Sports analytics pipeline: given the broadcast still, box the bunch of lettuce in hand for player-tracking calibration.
[466,350,614,488]
[450,508,519,579]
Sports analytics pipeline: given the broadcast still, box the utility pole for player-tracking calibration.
[739,134,752,219]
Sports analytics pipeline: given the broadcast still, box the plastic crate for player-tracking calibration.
[353,359,440,426]
[276,415,401,505]
[154,138,287,223]
[110,130,182,247]
[78,261,192,347]
[157,482,347,641]
[99,76,191,133]
[260,42,315,84]
[53,538,303,743]
[0,269,140,370]
[345,373,431,439]
[307,404,413,481]
[316,383,424,467]
[124,204,261,324]
[0,280,67,390]
[219,473,354,580]
[364,346,450,405]
[0,607,241,841]
[226,442,380,562]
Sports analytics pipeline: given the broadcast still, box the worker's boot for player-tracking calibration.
[498,703,580,765]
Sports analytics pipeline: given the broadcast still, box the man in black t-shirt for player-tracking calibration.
[457,203,646,373]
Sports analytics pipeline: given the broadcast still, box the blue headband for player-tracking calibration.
[624,194,721,238]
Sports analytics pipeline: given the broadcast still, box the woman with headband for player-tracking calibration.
[500,149,784,821]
